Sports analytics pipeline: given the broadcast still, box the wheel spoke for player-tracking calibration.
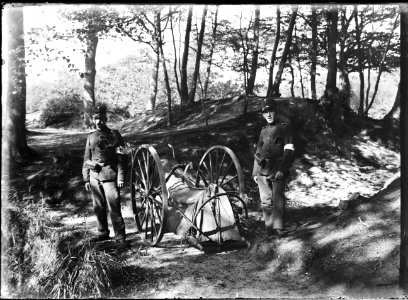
[148,170,160,194]
[218,160,234,188]
[151,196,163,220]
[201,161,210,178]
[215,150,227,186]
[144,199,150,239]
[208,152,214,183]
[150,201,156,242]
[144,151,150,191]
[220,174,238,190]
[133,169,144,184]
[137,155,147,189]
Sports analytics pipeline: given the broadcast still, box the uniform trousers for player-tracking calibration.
[257,174,287,230]
[90,177,126,239]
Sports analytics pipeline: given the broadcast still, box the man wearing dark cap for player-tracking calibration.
[82,105,127,245]
[253,98,295,237]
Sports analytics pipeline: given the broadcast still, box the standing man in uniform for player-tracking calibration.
[82,105,127,245]
[253,98,295,237]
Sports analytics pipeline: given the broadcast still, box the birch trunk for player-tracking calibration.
[83,33,98,128]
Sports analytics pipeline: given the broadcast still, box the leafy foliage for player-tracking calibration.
[39,88,84,127]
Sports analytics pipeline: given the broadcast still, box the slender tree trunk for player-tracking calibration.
[239,9,249,115]
[203,5,219,99]
[338,8,352,106]
[170,8,181,97]
[326,4,338,90]
[354,5,365,115]
[247,5,260,95]
[83,32,98,128]
[180,6,193,107]
[362,15,399,116]
[4,5,30,160]
[267,6,281,97]
[294,25,305,99]
[271,6,298,97]
[310,5,318,100]
[400,2,408,291]
[148,17,160,111]
[157,12,172,126]
[288,53,295,97]
[365,46,372,114]
[188,5,208,105]
[298,60,305,99]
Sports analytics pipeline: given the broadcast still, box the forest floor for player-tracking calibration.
[5,96,405,299]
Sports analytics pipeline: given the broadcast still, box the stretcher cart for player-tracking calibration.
[129,145,249,253]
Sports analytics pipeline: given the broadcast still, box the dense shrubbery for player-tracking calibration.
[39,89,83,127]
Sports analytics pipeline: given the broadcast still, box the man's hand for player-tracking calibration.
[85,182,91,191]
[275,171,284,180]
[253,175,258,184]
[117,180,124,188]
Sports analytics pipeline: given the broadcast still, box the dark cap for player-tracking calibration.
[261,98,276,113]
[93,105,107,117]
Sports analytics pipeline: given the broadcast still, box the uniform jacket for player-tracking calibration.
[252,121,294,176]
[82,126,125,182]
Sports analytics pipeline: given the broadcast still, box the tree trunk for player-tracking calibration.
[157,12,172,126]
[298,59,305,99]
[383,82,400,120]
[400,2,408,292]
[294,25,305,99]
[267,6,281,97]
[338,7,352,106]
[83,32,98,128]
[203,5,219,99]
[188,5,208,105]
[271,6,298,97]
[247,5,260,95]
[180,6,193,107]
[354,5,365,115]
[147,15,160,111]
[4,5,30,159]
[310,5,318,100]
[289,55,295,97]
[170,7,181,97]
[362,14,399,116]
[365,46,372,115]
[239,9,249,115]
[326,4,338,90]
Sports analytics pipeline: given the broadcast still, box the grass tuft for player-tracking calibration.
[39,234,127,298]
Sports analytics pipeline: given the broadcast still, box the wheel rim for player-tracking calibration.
[130,145,168,245]
[195,145,244,199]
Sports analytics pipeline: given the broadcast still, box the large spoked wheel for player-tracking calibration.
[130,145,168,245]
[194,145,245,198]
[194,146,247,233]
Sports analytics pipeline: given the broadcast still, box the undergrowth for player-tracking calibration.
[4,187,129,298]
[40,234,127,298]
